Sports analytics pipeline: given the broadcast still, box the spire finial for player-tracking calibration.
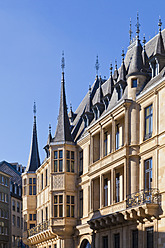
[61,51,65,72]
[110,63,113,76]
[158,16,162,32]
[33,101,36,117]
[135,12,140,39]
[70,102,72,111]
[95,55,100,76]
[129,18,133,44]
[143,33,146,50]
[121,48,125,62]
[115,59,117,69]
[49,124,51,134]
[89,84,91,94]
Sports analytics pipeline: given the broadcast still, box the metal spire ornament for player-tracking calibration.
[158,16,162,32]
[33,101,36,117]
[135,12,140,39]
[129,18,133,44]
[110,63,113,76]
[95,55,100,76]
[61,51,65,72]
[121,49,125,62]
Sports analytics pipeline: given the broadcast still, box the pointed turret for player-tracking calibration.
[118,49,126,83]
[54,53,73,143]
[113,60,119,82]
[26,102,40,172]
[44,124,52,158]
[107,63,114,96]
[128,13,143,76]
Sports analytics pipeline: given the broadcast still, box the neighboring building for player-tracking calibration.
[0,170,11,248]
[0,161,23,247]
[23,17,165,247]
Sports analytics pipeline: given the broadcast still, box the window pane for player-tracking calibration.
[59,160,63,172]
[59,150,63,159]
[59,195,63,203]
[66,150,70,159]
[33,178,36,184]
[33,186,36,195]
[71,206,74,217]
[67,205,70,217]
[67,196,70,204]
[29,186,32,195]
[71,161,74,173]
[59,205,63,217]
[132,230,138,248]
[54,196,58,204]
[29,178,32,184]
[67,160,70,172]
[146,227,153,248]
[29,214,32,221]
[54,151,58,159]
[54,160,57,172]
[71,196,74,204]
[54,206,57,217]
[71,151,74,160]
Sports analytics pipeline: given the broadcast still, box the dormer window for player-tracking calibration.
[132,79,137,88]
[150,59,159,78]
[118,85,123,100]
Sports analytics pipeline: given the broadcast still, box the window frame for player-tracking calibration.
[53,150,63,172]
[144,104,153,140]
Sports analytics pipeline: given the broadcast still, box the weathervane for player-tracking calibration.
[95,55,100,76]
[61,51,65,72]
[129,18,133,44]
[135,12,140,39]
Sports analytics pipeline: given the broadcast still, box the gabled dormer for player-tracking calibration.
[102,64,114,109]
[92,76,104,120]
[82,86,94,128]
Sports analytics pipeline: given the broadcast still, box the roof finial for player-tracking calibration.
[61,51,65,72]
[89,84,91,94]
[142,33,146,49]
[129,18,133,44]
[49,123,51,134]
[70,102,72,111]
[135,12,140,39]
[110,63,113,76]
[158,16,162,32]
[33,101,36,117]
[95,55,100,76]
[121,48,125,62]
[115,59,117,69]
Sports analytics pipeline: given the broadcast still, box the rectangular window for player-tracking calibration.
[67,195,75,217]
[12,215,15,226]
[145,104,153,140]
[41,209,43,223]
[45,169,48,186]
[114,233,120,248]
[41,173,43,190]
[54,195,63,217]
[17,216,20,228]
[29,214,32,221]
[79,190,83,218]
[116,173,120,203]
[103,236,108,248]
[132,79,137,88]
[29,185,32,195]
[33,214,36,221]
[17,202,20,212]
[66,150,75,173]
[104,132,108,156]
[132,229,138,248]
[145,158,152,189]
[54,150,63,172]
[116,125,119,150]
[146,226,153,248]
[45,207,48,220]
[29,177,36,195]
[79,150,83,175]
[12,200,15,211]
[104,178,108,206]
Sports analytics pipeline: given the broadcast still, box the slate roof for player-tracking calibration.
[69,28,165,142]
[0,161,22,185]
[53,72,73,143]
[26,114,40,172]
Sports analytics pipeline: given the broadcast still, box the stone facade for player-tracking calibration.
[23,18,165,248]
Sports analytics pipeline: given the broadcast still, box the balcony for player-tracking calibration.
[125,188,160,222]
[28,220,49,237]
[126,188,160,208]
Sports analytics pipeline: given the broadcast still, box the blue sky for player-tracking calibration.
[0,0,164,166]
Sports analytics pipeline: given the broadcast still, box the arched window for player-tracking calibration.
[80,239,91,248]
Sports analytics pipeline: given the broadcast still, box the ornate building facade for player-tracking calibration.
[23,17,165,248]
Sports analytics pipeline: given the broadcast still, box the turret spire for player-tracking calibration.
[26,102,40,172]
[155,17,165,55]
[158,16,162,33]
[54,53,73,143]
